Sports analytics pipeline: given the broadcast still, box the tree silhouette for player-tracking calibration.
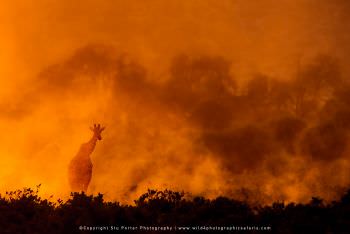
[1,186,350,233]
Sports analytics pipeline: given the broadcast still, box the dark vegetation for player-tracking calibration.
[0,186,350,233]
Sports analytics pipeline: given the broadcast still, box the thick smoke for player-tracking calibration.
[1,0,350,204]
[2,44,350,204]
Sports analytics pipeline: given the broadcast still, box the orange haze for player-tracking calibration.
[1,0,350,204]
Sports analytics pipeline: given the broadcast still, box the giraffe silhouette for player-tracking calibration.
[68,124,105,192]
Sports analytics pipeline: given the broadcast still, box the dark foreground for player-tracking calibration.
[0,187,350,234]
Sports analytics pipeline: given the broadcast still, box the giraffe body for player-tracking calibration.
[68,124,104,192]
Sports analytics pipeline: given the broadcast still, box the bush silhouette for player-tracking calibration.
[1,186,350,233]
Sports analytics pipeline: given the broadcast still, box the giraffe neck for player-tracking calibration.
[84,135,99,157]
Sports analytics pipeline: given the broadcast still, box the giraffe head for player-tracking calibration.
[90,124,105,140]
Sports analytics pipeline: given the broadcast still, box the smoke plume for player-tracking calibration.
[1,0,350,204]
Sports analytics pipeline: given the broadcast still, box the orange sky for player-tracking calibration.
[0,0,350,204]
[2,0,347,83]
